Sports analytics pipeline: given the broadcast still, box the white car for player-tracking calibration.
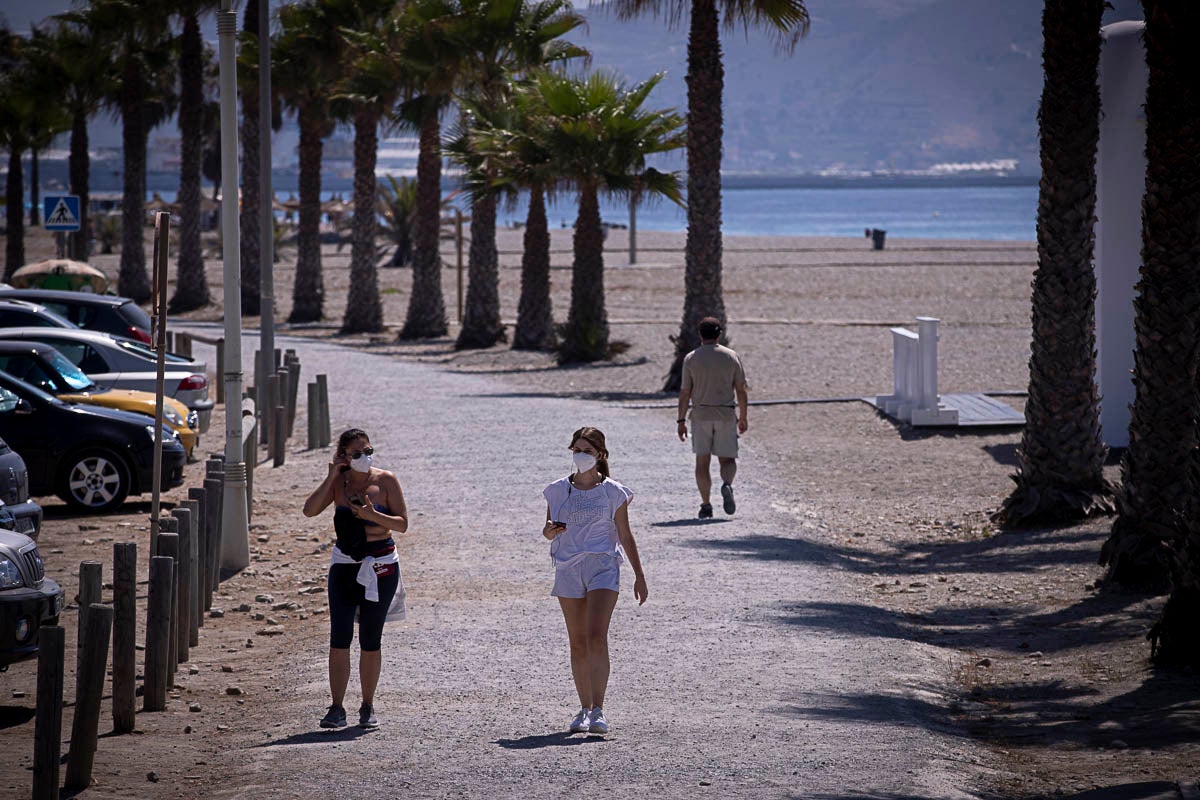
[0,328,214,430]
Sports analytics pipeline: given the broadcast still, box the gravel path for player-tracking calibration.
[201,330,985,799]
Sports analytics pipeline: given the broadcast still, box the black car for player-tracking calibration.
[0,289,152,345]
[0,435,43,538]
[0,298,77,330]
[0,371,186,512]
[0,527,63,670]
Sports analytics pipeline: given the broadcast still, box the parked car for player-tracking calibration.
[0,288,152,344]
[0,341,199,457]
[0,298,78,330]
[0,328,214,430]
[0,435,42,538]
[0,371,186,512]
[0,527,64,670]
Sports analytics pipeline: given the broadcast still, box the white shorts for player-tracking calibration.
[552,553,620,598]
[691,418,739,458]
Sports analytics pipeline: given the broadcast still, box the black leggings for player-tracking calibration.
[327,562,399,651]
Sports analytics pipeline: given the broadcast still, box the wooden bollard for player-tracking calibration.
[156,529,179,686]
[33,626,65,800]
[266,373,280,453]
[76,561,102,691]
[172,507,198,650]
[316,373,331,447]
[260,356,272,446]
[274,402,287,467]
[204,477,222,593]
[285,356,301,438]
[275,367,289,443]
[143,556,173,711]
[178,332,193,358]
[111,543,137,734]
[64,603,113,791]
[215,337,226,405]
[179,500,203,623]
[166,331,175,353]
[188,488,209,611]
[307,382,319,450]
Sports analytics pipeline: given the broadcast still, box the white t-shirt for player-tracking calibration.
[542,475,634,565]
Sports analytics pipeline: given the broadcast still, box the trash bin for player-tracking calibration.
[871,228,887,250]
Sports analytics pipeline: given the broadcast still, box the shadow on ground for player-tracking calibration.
[494,732,610,749]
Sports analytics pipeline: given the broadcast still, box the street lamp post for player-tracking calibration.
[218,0,250,571]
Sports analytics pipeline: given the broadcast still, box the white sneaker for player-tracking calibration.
[569,707,591,733]
[588,706,609,734]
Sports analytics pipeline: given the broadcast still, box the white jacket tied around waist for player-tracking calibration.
[330,545,406,622]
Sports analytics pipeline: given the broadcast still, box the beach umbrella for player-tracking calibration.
[11,259,111,293]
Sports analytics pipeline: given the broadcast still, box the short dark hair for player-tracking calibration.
[698,317,722,340]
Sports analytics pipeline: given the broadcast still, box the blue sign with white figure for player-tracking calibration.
[43,195,82,232]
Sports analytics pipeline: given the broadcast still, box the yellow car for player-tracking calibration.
[0,341,199,457]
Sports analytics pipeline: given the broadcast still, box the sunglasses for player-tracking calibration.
[340,447,374,459]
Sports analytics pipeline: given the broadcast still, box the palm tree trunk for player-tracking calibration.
[28,146,39,227]
[239,0,261,316]
[341,107,384,334]
[663,0,726,391]
[997,0,1113,528]
[560,185,608,363]
[513,185,554,350]
[399,106,448,339]
[170,12,210,313]
[1101,0,1200,590]
[289,109,324,323]
[455,192,504,349]
[118,57,151,303]
[3,146,24,281]
[68,110,89,261]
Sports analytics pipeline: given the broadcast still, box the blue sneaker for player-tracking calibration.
[319,704,346,728]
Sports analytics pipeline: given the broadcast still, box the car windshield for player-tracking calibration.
[44,350,95,391]
[114,337,192,364]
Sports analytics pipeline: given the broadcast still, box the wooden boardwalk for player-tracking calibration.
[863,392,1025,428]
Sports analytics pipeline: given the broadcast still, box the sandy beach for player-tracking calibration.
[1,224,1195,799]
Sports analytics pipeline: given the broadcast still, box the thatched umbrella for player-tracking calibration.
[11,259,111,293]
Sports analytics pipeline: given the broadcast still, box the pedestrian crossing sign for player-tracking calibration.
[43,195,81,232]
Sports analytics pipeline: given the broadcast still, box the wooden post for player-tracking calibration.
[285,355,300,438]
[275,366,289,442]
[156,528,179,686]
[179,500,203,622]
[111,543,137,734]
[64,603,113,792]
[32,626,64,800]
[243,407,256,517]
[273,402,287,467]
[316,373,331,447]
[188,488,209,611]
[143,556,172,711]
[215,337,226,405]
[266,373,280,455]
[76,561,102,690]
[259,351,272,446]
[204,477,222,593]
[307,382,319,450]
[172,507,198,649]
[150,213,170,535]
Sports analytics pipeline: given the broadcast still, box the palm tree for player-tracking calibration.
[169,0,220,313]
[274,1,342,323]
[995,0,1114,528]
[238,0,263,315]
[614,0,808,390]
[451,0,587,351]
[537,69,685,363]
[37,19,113,261]
[378,174,418,267]
[1101,0,1200,592]
[64,0,176,304]
[332,0,412,335]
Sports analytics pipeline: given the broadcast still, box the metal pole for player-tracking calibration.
[218,1,250,573]
[258,0,275,418]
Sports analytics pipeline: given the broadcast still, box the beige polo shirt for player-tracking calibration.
[681,344,747,422]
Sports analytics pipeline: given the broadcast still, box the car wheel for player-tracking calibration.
[57,448,132,512]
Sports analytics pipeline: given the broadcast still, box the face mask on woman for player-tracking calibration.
[573,452,597,473]
[350,453,373,473]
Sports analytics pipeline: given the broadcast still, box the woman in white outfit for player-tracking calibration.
[542,426,647,735]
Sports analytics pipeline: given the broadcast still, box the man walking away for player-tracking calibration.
[676,317,749,518]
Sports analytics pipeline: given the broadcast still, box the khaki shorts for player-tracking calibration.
[691,418,739,458]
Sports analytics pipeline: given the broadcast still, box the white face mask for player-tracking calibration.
[350,453,373,473]
[572,451,597,473]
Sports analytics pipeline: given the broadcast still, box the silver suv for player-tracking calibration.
[0,528,64,670]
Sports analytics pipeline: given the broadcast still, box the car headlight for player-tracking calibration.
[187,410,199,429]
[145,425,179,443]
[163,407,184,427]
[0,558,23,590]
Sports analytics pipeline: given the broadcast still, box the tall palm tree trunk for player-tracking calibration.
[28,146,39,227]
[1101,0,1200,589]
[118,58,151,303]
[663,0,725,391]
[399,108,448,339]
[68,111,89,261]
[4,147,24,281]
[997,0,1113,527]
[289,110,324,323]
[341,108,384,334]
[239,0,261,316]
[456,192,504,349]
[560,186,608,363]
[170,13,210,313]
[514,185,554,350]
